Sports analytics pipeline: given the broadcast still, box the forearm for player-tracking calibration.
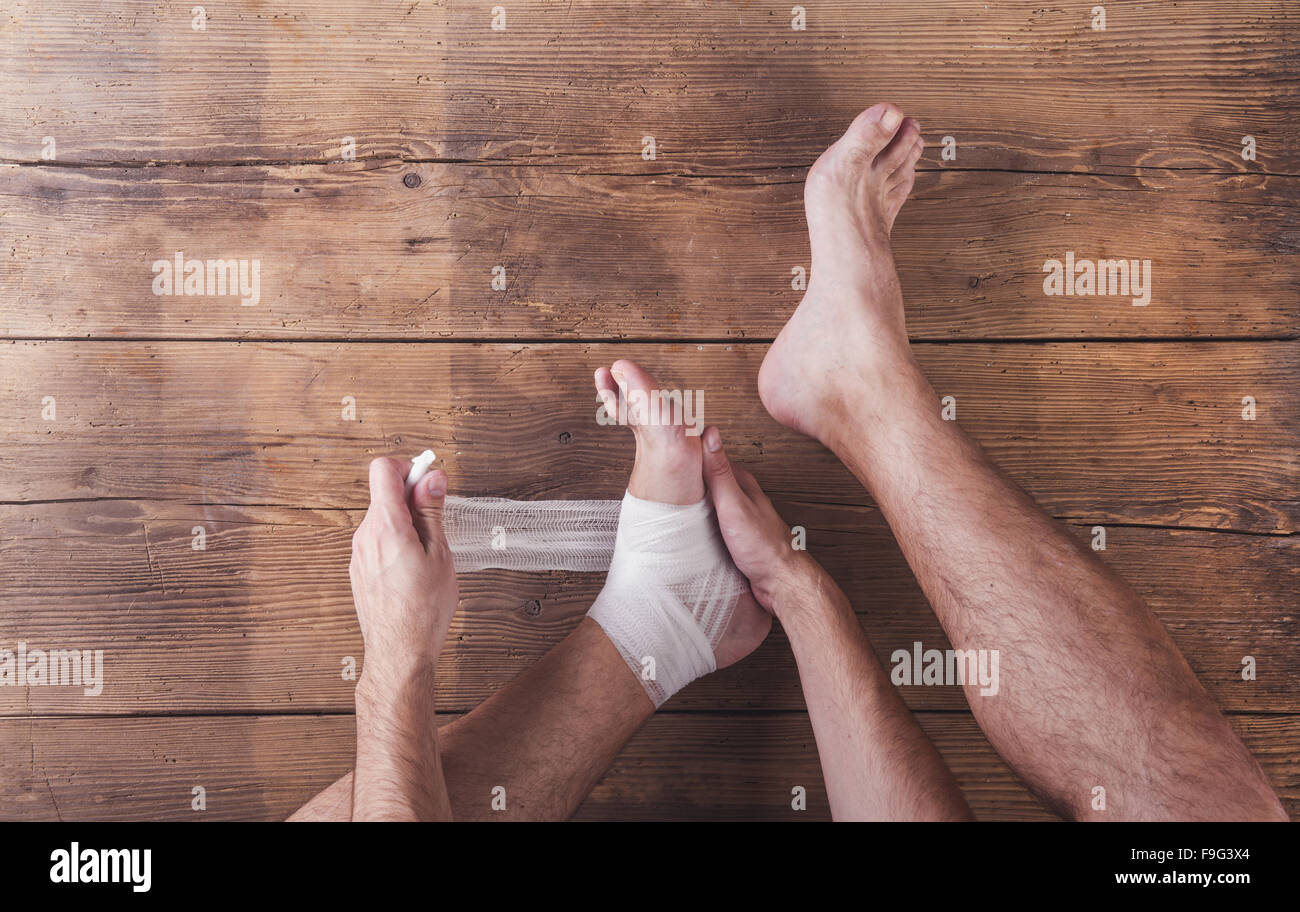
[353,666,452,821]
[294,619,651,822]
[775,563,972,821]
[434,618,653,820]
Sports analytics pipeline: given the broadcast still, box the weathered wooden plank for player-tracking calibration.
[1,342,1295,530]
[0,500,1293,715]
[1,1,1294,173]
[2,163,1295,340]
[2,712,1294,821]
[2,0,1292,829]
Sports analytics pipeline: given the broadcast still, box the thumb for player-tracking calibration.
[408,469,450,552]
[701,426,750,520]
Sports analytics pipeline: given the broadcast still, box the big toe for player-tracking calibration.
[875,117,922,177]
[596,359,704,504]
[838,103,907,161]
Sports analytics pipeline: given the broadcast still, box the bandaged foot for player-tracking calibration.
[438,491,749,705]
[588,360,771,706]
[438,492,747,697]
[589,492,750,705]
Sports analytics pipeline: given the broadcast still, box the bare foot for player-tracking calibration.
[758,103,923,443]
[594,359,771,668]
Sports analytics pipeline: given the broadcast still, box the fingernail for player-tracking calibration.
[882,109,902,131]
[427,474,447,496]
[705,427,722,452]
[610,368,626,385]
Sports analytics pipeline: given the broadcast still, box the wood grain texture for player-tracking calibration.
[2,712,1294,821]
[1,1,1295,173]
[0,499,1294,715]
[2,0,1295,823]
[3,163,1295,340]
[2,341,1295,530]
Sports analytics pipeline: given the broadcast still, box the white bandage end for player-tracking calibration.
[404,449,438,494]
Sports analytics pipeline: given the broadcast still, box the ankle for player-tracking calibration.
[818,339,922,452]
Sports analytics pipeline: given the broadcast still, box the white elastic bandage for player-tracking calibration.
[440,492,749,707]
[443,496,622,573]
[587,492,749,706]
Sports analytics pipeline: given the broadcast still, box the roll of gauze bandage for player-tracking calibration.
[404,449,438,494]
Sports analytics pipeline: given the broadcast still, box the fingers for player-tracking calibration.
[408,469,450,553]
[701,433,771,507]
[367,458,415,528]
[701,426,751,519]
[732,464,769,505]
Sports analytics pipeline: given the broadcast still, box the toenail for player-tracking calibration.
[881,109,902,131]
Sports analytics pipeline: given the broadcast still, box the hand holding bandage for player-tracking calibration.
[352,457,458,683]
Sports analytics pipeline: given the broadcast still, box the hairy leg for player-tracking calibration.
[702,429,972,820]
[758,103,1285,821]
[291,618,650,821]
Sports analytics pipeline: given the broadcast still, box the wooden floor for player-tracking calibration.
[1,1,1296,820]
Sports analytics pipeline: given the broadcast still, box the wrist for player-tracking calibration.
[357,656,438,710]
[765,555,842,623]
